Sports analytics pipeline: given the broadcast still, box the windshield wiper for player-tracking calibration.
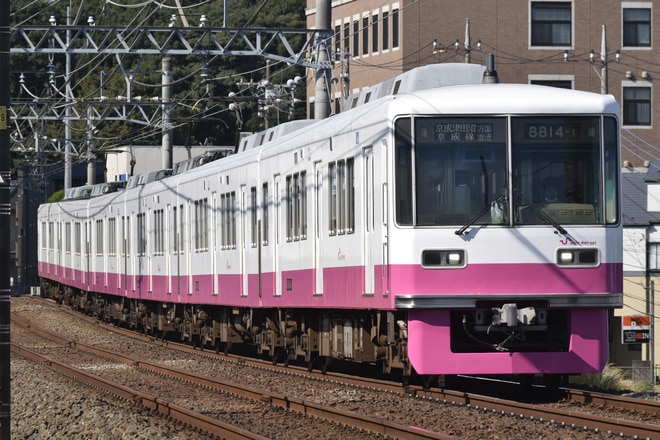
[455,193,507,236]
[516,192,567,235]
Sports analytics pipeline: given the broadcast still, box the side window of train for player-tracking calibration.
[286,171,307,241]
[153,209,164,255]
[250,187,258,248]
[65,222,71,254]
[193,198,208,252]
[107,218,116,257]
[136,213,146,256]
[96,219,104,256]
[394,118,413,225]
[75,222,81,255]
[220,192,237,250]
[328,158,355,236]
[262,182,269,246]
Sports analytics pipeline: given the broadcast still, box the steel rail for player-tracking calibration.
[17,298,660,439]
[11,343,266,440]
[12,311,455,440]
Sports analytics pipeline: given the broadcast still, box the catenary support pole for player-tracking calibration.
[314,0,331,120]
[0,0,12,436]
[162,57,173,170]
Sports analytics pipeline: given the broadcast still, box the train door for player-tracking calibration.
[187,201,193,295]
[211,193,218,295]
[274,175,282,296]
[314,161,324,295]
[56,222,62,278]
[364,147,375,295]
[147,209,152,294]
[169,204,183,296]
[240,185,247,297]
[166,205,172,294]
[85,221,91,288]
[121,216,127,294]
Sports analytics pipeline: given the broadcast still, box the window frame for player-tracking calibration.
[622,6,652,48]
[622,85,652,127]
[530,1,573,48]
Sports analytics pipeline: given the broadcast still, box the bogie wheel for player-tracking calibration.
[284,350,294,367]
[320,356,331,375]
[272,349,281,365]
[422,375,437,390]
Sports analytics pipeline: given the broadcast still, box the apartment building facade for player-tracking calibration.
[306,0,659,166]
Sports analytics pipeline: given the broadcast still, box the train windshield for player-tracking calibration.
[394,115,618,227]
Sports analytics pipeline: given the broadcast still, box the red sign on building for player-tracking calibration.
[621,315,651,344]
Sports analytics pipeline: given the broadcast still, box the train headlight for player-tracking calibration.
[556,248,599,266]
[558,251,575,264]
[447,252,463,265]
[422,249,465,267]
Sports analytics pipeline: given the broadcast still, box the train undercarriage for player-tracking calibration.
[40,278,413,381]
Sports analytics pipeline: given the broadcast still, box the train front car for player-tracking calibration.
[389,84,622,379]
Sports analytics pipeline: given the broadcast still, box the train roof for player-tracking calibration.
[343,63,486,111]
[389,82,620,116]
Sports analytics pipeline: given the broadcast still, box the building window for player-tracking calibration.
[343,22,350,52]
[531,2,572,47]
[392,8,400,49]
[623,87,651,126]
[623,8,651,47]
[353,19,359,57]
[530,79,572,89]
[382,11,389,51]
[362,16,369,55]
[335,24,341,53]
[650,243,660,270]
[372,13,379,53]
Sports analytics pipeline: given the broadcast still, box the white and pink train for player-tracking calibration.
[38,63,623,384]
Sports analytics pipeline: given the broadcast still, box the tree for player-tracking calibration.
[10,0,308,172]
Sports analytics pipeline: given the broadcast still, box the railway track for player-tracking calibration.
[12,296,660,439]
[11,310,453,440]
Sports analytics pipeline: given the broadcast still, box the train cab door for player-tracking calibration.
[363,147,375,295]
[314,161,324,295]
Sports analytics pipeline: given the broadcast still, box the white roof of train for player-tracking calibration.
[392,82,619,116]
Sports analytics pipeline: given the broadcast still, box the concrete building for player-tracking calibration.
[620,163,660,382]
[306,0,659,166]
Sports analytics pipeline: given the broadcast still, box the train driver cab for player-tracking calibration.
[394,115,619,229]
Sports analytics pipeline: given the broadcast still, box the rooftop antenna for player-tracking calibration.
[482,54,499,84]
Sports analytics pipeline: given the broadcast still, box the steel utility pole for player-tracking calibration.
[0,0,11,436]
[314,0,331,120]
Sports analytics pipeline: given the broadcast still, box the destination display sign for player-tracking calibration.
[434,122,495,143]
[415,117,506,144]
[513,117,599,144]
